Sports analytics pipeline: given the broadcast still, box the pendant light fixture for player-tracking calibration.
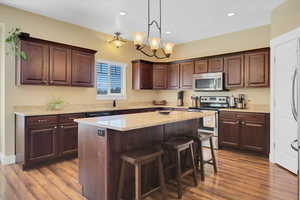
[108,32,127,48]
[132,0,175,59]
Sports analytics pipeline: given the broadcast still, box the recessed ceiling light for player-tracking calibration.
[119,11,127,16]
[227,12,236,17]
[166,31,171,34]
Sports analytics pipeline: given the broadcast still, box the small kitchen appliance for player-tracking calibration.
[177,91,184,106]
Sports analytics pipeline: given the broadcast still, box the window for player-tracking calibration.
[96,61,127,100]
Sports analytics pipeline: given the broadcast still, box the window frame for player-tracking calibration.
[96,60,127,100]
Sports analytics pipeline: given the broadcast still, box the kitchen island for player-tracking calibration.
[75,111,212,200]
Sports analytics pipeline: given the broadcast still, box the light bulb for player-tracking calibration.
[163,42,175,54]
[148,37,160,50]
[114,40,123,48]
[132,32,145,46]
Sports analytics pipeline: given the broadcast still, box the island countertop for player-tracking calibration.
[75,111,212,131]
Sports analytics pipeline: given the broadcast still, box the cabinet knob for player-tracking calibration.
[54,126,57,129]
[61,125,64,128]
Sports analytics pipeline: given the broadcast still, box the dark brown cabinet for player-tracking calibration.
[208,57,224,72]
[59,124,78,156]
[132,60,153,89]
[153,64,168,89]
[71,50,95,87]
[180,61,194,89]
[28,125,58,162]
[219,111,270,155]
[224,54,244,88]
[49,46,71,85]
[17,34,97,87]
[19,41,49,85]
[167,63,180,89]
[245,50,269,87]
[194,59,208,74]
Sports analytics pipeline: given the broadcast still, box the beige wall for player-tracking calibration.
[0,23,5,156]
[0,4,160,156]
[157,25,271,106]
[271,0,300,39]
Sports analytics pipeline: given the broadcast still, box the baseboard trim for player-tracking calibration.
[0,153,16,165]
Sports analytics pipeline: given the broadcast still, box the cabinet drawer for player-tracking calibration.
[27,116,57,127]
[236,113,266,123]
[59,113,85,124]
[219,111,236,120]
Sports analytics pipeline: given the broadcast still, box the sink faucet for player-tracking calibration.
[113,100,116,107]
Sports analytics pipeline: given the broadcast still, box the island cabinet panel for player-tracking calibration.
[19,40,49,85]
[71,50,95,87]
[180,61,194,89]
[132,60,153,90]
[167,63,180,89]
[194,59,208,74]
[224,54,244,88]
[49,46,71,86]
[219,111,270,155]
[208,57,224,72]
[17,35,96,87]
[153,64,168,89]
[245,50,269,87]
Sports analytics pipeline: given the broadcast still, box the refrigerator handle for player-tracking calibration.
[291,139,299,152]
[291,67,298,121]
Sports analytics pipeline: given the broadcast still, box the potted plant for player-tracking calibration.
[5,28,27,60]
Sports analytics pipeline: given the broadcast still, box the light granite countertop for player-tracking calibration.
[75,111,213,131]
[14,104,190,116]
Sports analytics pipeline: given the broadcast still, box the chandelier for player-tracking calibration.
[132,0,175,59]
[108,32,126,48]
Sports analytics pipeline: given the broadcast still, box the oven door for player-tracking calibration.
[193,73,223,91]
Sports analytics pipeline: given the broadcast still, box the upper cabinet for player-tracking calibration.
[16,34,97,87]
[180,61,194,89]
[194,59,208,74]
[153,64,168,89]
[224,54,244,88]
[167,63,180,89]
[208,57,224,72]
[244,50,269,87]
[132,60,153,90]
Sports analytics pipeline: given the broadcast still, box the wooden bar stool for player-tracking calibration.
[117,148,167,200]
[164,137,198,199]
[193,132,218,181]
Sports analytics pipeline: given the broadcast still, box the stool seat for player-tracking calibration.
[198,132,213,141]
[121,148,163,164]
[164,137,194,150]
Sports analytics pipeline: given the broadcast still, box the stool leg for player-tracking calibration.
[198,141,205,181]
[158,155,167,200]
[176,150,183,199]
[189,144,198,187]
[135,163,142,200]
[117,160,126,200]
[209,137,218,173]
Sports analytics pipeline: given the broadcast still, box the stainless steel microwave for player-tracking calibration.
[192,72,224,91]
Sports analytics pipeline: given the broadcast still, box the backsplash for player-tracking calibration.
[156,88,270,107]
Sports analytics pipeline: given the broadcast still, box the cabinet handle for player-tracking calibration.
[61,125,64,128]
[54,126,57,129]
[38,119,48,123]
[241,121,245,125]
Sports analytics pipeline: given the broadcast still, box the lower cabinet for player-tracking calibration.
[59,124,79,156]
[219,111,270,155]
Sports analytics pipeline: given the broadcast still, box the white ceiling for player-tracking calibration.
[0,0,284,44]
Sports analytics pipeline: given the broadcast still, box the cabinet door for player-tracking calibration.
[59,124,78,156]
[208,57,224,72]
[194,59,208,74]
[153,64,167,89]
[224,54,244,88]
[245,50,269,87]
[167,63,180,89]
[49,46,71,86]
[19,40,49,85]
[240,121,266,153]
[28,126,57,162]
[219,119,240,148]
[132,61,153,89]
[180,61,194,89]
[71,50,95,87]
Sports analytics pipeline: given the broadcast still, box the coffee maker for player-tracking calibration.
[177,91,184,106]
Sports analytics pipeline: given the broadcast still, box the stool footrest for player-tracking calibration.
[181,169,194,178]
[141,186,161,199]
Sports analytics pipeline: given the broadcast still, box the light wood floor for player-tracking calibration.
[0,149,297,200]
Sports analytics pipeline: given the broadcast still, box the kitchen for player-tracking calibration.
[0,0,299,200]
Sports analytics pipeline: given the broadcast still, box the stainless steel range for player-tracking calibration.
[189,96,229,149]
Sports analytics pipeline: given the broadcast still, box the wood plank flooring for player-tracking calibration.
[0,149,297,200]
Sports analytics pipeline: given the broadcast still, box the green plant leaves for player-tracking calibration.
[5,28,27,60]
